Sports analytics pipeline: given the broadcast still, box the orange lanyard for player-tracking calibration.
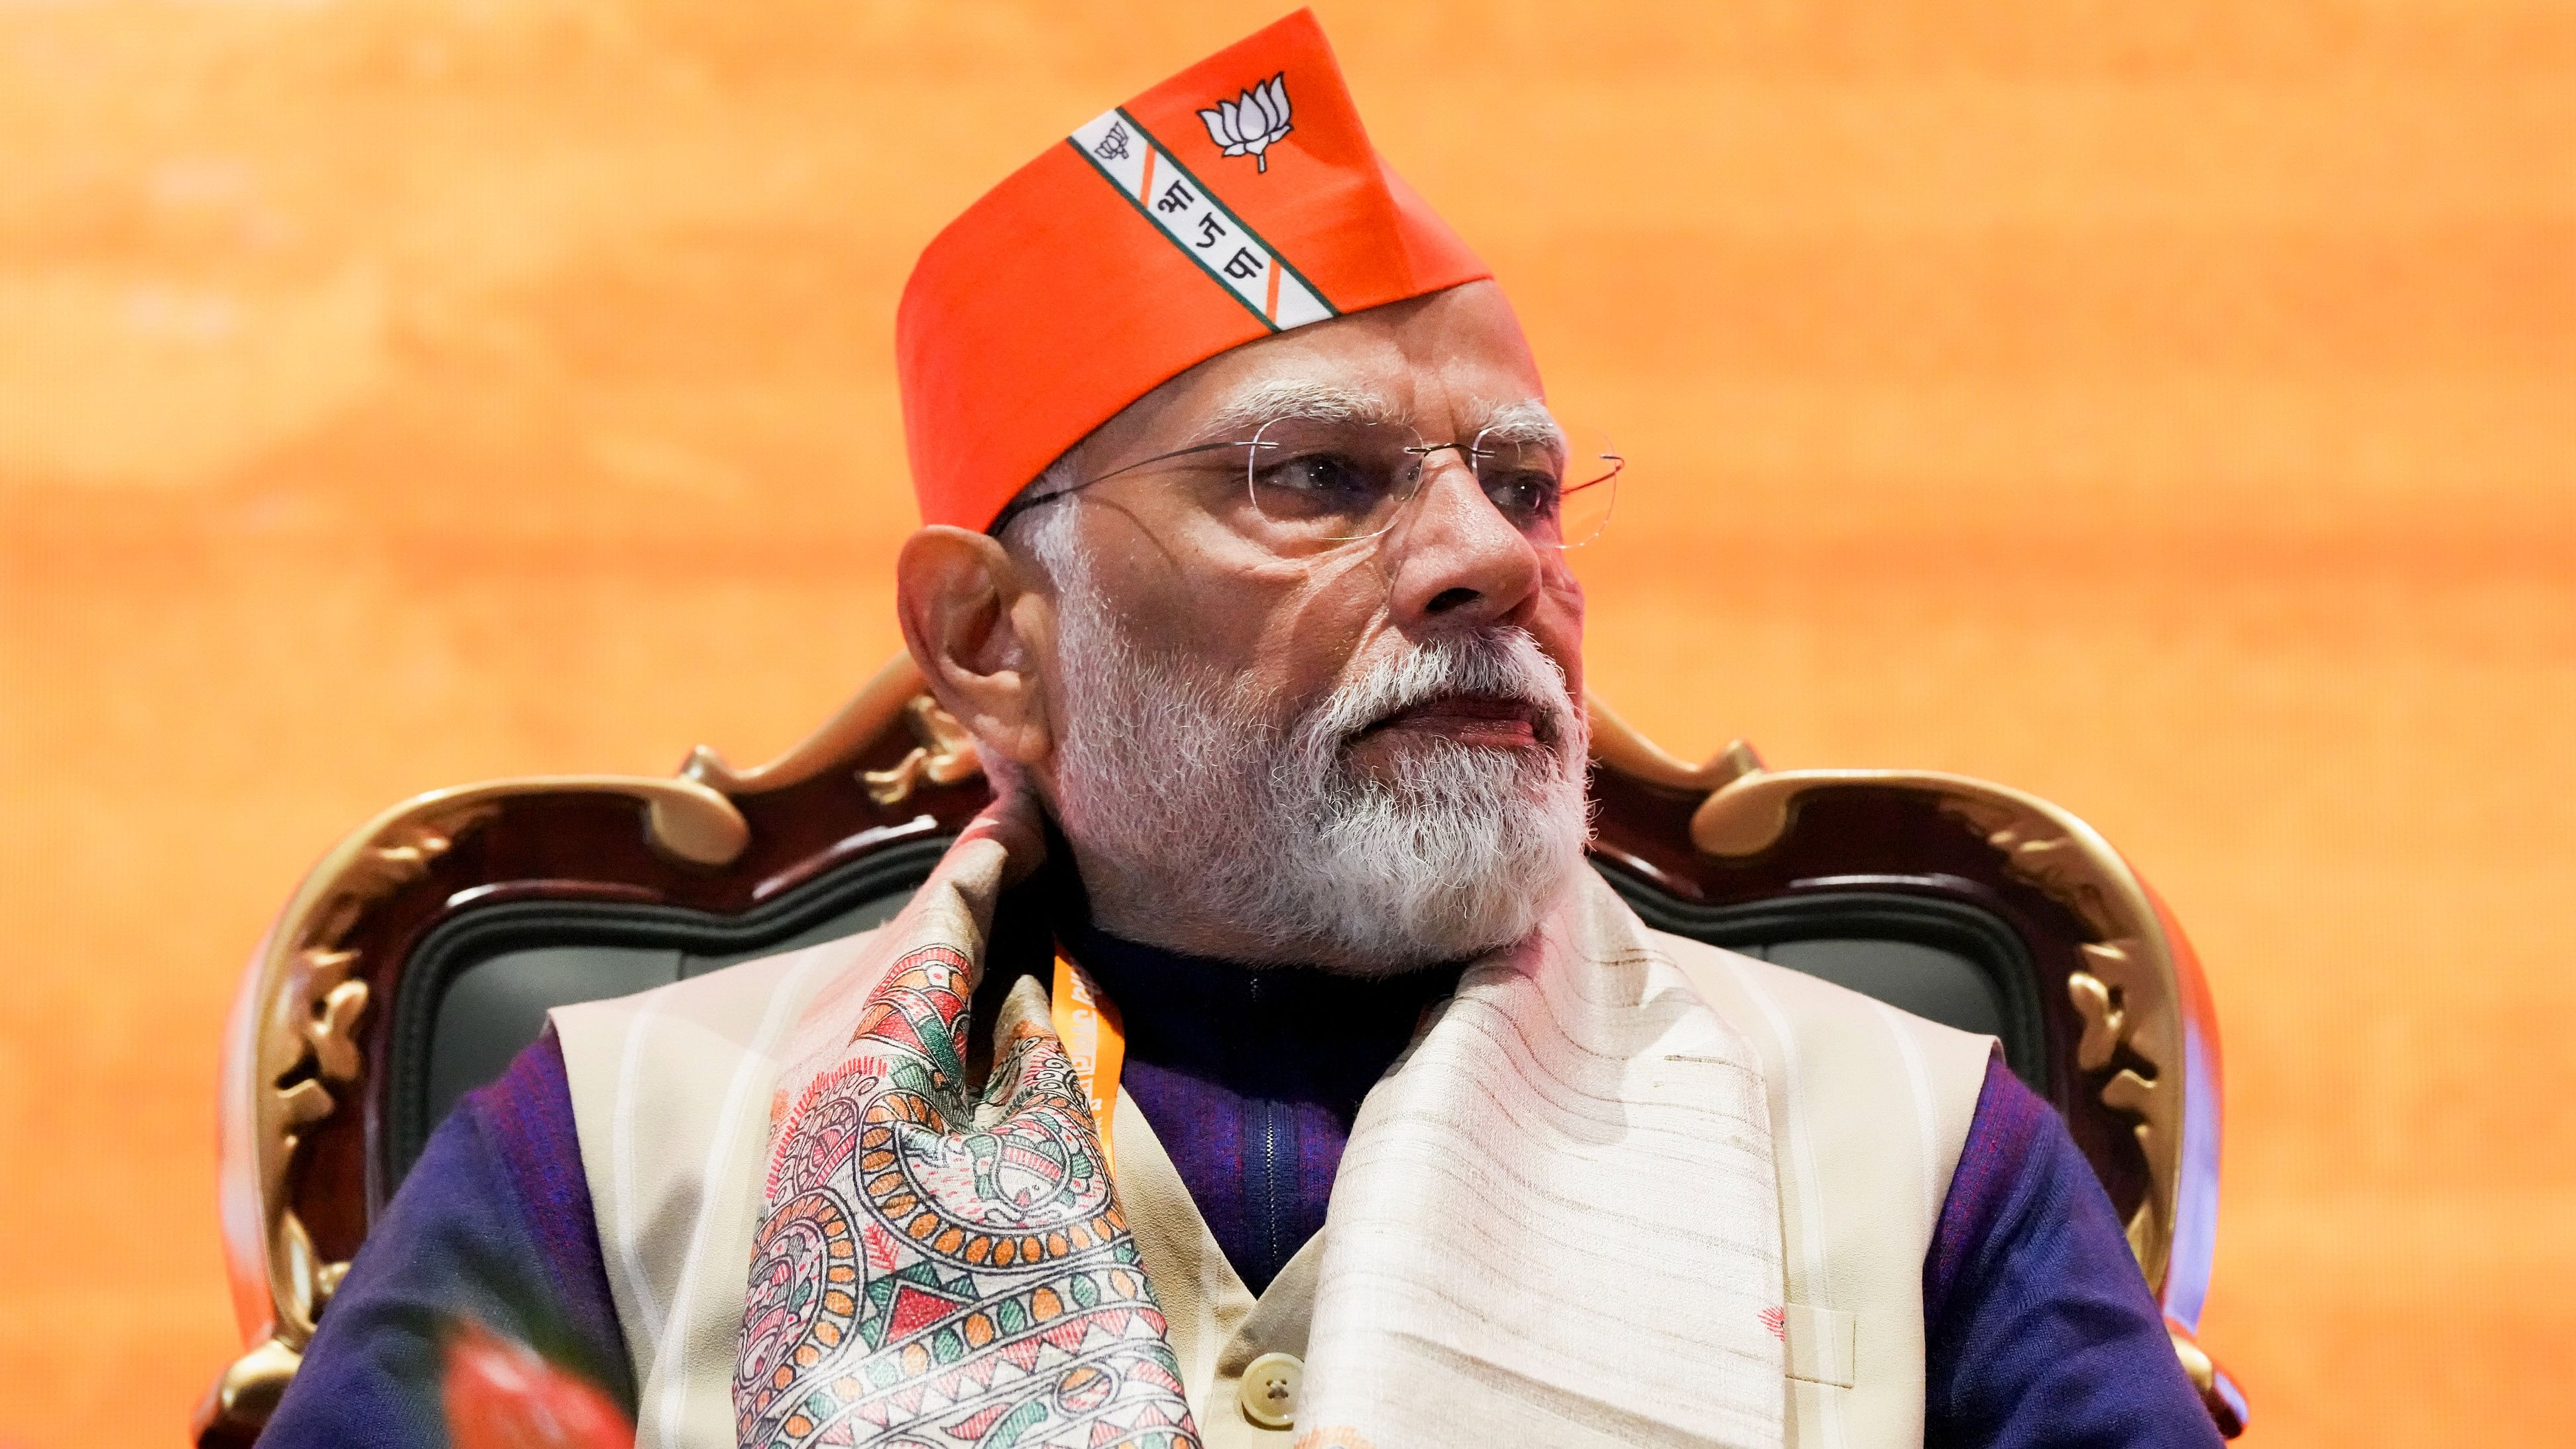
[1049,952,1127,1177]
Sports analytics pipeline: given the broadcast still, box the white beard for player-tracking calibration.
[1044,572,1594,974]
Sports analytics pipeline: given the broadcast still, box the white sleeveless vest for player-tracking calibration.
[553,903,1989,1449]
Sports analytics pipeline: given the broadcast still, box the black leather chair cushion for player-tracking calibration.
[387,844,2046,1192]
[1592,868,2046,1088]
[387,837,953,1183]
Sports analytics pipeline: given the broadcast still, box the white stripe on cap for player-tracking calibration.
[1068,107,1336,333]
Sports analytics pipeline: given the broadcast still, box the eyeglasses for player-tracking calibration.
[991,416,1623,556]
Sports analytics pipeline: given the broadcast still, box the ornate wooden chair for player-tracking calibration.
[198,658,2247,1444]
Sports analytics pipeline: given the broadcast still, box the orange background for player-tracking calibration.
[2,3,2569,1444]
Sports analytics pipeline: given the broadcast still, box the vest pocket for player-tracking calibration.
[1783,1304,1857,1388]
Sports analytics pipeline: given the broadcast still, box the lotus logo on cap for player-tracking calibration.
[1199,73,1293,172]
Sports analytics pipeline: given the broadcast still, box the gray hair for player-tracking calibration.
[993,451,1084,587]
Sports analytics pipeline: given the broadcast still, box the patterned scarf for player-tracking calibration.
[734,800,1194,1448]
[734,795,1788,1449]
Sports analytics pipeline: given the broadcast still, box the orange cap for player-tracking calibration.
[896,9,1491,531]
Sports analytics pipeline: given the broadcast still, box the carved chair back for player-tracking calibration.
[198,657,2241,1442]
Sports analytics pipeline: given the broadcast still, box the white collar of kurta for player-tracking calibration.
[754,815,1788,1449]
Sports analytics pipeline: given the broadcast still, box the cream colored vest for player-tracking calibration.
[553,913,1989,1449]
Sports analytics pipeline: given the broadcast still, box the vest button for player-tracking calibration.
[1237,1350,1304,1428]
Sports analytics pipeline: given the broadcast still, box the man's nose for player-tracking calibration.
[1379,454,1546,628]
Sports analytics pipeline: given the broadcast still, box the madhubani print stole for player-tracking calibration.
[733,823,1197,1449]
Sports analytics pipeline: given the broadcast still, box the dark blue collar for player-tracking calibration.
[1066,924,1462,1104]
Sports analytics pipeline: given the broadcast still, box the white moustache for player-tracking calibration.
[1301,628,1579,756]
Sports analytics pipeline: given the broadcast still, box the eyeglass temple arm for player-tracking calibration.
[986,437,1261,536]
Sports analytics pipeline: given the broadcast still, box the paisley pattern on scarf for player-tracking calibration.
[736,945,1200,1449]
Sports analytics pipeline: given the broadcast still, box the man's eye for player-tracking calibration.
[1484,469,1560,522]
[1258,451,1378,500]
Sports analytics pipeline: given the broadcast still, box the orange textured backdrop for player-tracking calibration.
[2,2,2570,1443]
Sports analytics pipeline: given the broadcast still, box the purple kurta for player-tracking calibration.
[264,933,2221,1447]
[263,1030,630,1446]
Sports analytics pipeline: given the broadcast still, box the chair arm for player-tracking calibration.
[2167,1318,2250,1438]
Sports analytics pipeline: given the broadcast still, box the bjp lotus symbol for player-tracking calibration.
[1200,73,1293,172]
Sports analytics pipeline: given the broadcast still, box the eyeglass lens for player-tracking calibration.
[1243,417,1620,553]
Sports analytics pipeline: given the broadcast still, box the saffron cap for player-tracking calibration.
[896,8,1491,530]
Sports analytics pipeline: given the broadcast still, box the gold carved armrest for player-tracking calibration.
[1588,701,2243,1434]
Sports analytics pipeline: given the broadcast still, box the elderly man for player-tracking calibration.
[264,12,2221,1448]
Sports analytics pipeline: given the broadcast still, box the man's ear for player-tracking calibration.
[895,525,1057,772]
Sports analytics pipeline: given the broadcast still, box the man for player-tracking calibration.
[265,12,2221,1448]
